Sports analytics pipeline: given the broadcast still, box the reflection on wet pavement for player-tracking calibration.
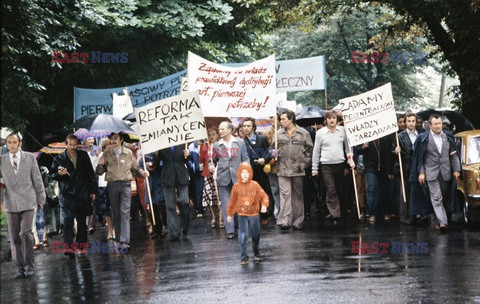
[1,215,480,303]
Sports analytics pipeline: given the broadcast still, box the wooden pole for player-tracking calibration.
[395,133,407,203]
[324,89,328,109]
[140,150,156,226]
[350,146,361,220]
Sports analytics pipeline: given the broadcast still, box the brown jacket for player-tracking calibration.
[95,146,145,182]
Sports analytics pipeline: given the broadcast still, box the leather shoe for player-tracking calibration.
[280,225,290,231]
[261,219,269,226]
[24,270,34,277]
[181,229,188,238]
[227,233,235,239]
[14,270,24,279]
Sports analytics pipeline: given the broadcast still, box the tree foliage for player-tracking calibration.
[1,0,261,148]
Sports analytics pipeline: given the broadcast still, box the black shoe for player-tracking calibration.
[88,228,95,235]
[227,233,235,239]
[280,225,290,231]
[169,237,180,242]
[181,230,188,238]
[64,252,75,260]
[254,252,261,262]
[24,270,34,277]
[14,270,25,279]
[332,217,341,227]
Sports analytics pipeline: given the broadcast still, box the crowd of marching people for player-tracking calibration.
[1,108,464,275]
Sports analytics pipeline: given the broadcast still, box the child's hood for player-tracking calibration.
[237,162,253,183]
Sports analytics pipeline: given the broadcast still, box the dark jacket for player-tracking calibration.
[50,149,97,216]
[409,130,461,215]
[393,129,425,177]
[244,133,271,185]
[143,152,164,204]
[357,135,394,174]
[158,145,190,187]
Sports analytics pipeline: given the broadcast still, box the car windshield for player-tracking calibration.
[467,136,480,164]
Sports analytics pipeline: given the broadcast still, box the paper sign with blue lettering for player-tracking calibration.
[187,51,276,118]
[74,70,186,120]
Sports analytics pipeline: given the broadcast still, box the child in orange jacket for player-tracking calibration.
[227,163,269,265]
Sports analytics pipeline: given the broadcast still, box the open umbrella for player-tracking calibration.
[123,112,136,122]
[416,109,475,133]
[72,114,135,134]
[73,128,112,140]
[295,105,326,126]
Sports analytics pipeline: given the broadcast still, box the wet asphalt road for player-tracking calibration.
[1,213,480,303]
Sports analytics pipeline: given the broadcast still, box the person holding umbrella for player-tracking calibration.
[96,132,149,249]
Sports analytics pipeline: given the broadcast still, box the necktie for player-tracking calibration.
[13,154,18,175]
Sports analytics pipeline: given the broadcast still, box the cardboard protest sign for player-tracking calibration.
[112,88,134,119]
[339,83,398,146]
[276,56,326,92]
[135,91,207,154]
[187,51,276,118]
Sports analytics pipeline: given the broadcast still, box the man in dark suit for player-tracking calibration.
[157,144,191,241]
[1,133,45,278]
[394,112,425,224]
[50,134,97,258]
[242,117,272,226]
[410,114,461,231]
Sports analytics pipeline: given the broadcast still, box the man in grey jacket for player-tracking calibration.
[416,114,461,231]
[0,133,45,278]
[274,110,313,230]
[209,121,249,239]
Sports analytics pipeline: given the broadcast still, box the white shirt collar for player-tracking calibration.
[219,136,238,146]
[9,151,20,160]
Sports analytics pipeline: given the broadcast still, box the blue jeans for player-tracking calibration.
[365,171,380,216]
[238,215,260,260]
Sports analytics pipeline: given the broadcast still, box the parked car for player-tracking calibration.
[455,130,480,225]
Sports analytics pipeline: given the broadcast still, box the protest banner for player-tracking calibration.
[276,56,326,92]
[187,51,276,118]
[135,91,207,154]
[112,88,134,119]
[339,82,398,147]
[74,70,186,120]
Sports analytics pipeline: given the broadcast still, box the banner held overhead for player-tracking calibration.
[74,70,186,120]
[187,51,276,118]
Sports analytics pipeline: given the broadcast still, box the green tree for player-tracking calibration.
[270,4,431,110]
[1,0,258,149]
[235,0,480,127]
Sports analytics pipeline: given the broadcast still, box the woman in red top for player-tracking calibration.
[199,127,222,228]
